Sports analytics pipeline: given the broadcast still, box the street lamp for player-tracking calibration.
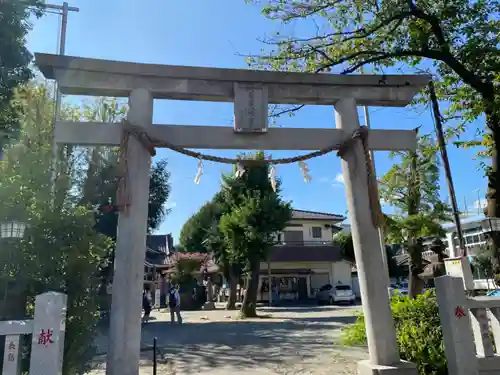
[1,220,27,315]
[0,221,26,239]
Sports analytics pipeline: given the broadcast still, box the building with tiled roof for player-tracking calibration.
[257,208,351,302]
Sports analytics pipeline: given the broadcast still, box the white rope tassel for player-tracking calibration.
[268,164,277,192]
[298,161,312,183]
[235,161,246,178]
[194,158,203,184]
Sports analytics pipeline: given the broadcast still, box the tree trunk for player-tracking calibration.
[408,240,425,298]
[483,95,500,285]
[225,270,238,310]
[240,259,260,318]
[406,152,425,298]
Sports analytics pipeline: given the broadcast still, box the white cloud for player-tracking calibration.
[334,173,344,184]
[463,199,487,216]
[164,202,177,210]
[472,199,487,209]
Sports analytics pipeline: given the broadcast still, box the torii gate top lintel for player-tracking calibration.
[35,53,430,107]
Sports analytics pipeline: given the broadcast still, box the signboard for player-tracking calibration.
[233,83,268,133]
[444,257,474,290]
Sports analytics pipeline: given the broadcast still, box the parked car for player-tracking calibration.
[316,284,356,305]
[389,282,409,296]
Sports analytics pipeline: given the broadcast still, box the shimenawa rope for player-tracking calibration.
[116,121,384,228]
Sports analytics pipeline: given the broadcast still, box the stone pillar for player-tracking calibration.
[435,276,478,375]
[204,277,215,310]
[106,88,153,375]
[29,292,67,375]
[334,98,416,375]
[3,335,21,375]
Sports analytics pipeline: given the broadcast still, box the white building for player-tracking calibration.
[438,216,495,258]
[257,209,354,301]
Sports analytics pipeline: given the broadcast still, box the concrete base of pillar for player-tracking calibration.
[357,360,418,375]
[203,301,215,310]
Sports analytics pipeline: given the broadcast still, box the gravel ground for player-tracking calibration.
[88,304,367,375]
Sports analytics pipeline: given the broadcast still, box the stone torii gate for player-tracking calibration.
[35,53,429,375]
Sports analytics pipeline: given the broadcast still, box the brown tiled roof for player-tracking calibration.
[269,245,344,262]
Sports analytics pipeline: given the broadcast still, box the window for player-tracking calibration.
[335,285,351,291]
[312,226,322,238]
[283,230,304,243]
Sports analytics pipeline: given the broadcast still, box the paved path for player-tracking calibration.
[89,305,367,375]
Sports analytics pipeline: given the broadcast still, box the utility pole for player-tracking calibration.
[45,2,79,120]
[428,81,466,256]
[43,2,79,191]
[473,188,482,216]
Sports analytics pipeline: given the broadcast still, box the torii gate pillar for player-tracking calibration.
[336,98,417,374]
[106,88,153,375]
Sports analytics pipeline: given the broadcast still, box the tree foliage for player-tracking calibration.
[0,0,43,147]
[471,245,495,283]
[219,152,292,317]
[381,137,450,241]
[0,83,172,372]
[179,193,245,309]
[248,0,500,140]
[180,153,291,315]
[179,200,223,253]
[73,98,172,238]
[332,231,403,278]
[0,84,112,374]
[341,290,446,375]
[380,136,450,296]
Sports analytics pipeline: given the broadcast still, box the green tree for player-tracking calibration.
[73,98,172,238]
[380,136,451,297]
[179,194,243,310]
[471,245,495,289]
[0,0,43,148]
[179,200,222,253]
[332,231,402,278]
[248,0,500,278]
[0,84,112,374]
[219,153,292,317]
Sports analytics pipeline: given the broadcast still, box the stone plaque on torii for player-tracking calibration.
[36,52,429,375]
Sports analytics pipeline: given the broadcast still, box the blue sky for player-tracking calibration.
[26,0,487,241]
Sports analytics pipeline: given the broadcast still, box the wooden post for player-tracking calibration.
[106,88,153,375]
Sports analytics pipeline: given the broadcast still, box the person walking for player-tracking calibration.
[142,290,152,323]
[168,285,182,324]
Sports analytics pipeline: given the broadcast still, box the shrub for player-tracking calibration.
[341,289,447,375]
